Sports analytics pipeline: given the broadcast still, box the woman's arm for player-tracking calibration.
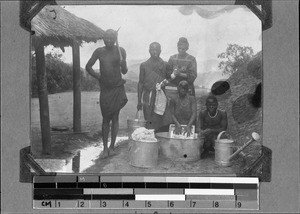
[184,97,197,136]
[170,99,182,134]
[187,97,197,128]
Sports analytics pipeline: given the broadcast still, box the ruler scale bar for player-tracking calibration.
[34,195,92,200]
[122,182,145,188]
[186,195,236,200]
[57,183,77,188]
[211,183,234,189]
[134,188,184,194]
[92,194,135,200]
[92,188,134,194]
[185,189,235,195]
[34,188,83,195]
[167,182,190,188]
[190,183,211,188]
[33,176,259,210]
[78,183,100,188]
[145,182,167,188]
[135,194,186,201]
[34,183,56,188]
[77,176,99,182]
[100,182,122,188]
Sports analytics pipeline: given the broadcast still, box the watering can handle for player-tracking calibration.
[216,131,227,142]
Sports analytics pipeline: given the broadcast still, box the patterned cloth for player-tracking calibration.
[139,58,167,130]
[166,53,197,96]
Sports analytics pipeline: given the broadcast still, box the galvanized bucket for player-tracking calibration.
[214,131,234,166]
[127,119,147,139]
[128,140,159,168]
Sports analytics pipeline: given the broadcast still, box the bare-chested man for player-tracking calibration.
[86,29,128,158]
[137,42,167,131]
[199,95,228,153]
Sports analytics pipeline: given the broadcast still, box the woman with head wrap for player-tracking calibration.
[166,37,197,96]
[162,37,197,128]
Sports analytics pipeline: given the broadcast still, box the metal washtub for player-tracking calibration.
[155,132,204,162]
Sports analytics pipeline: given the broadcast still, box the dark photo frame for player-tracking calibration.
[1,0,299,213]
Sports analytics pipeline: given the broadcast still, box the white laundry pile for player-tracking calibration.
[131,127,158,142]
[171,133,197,139]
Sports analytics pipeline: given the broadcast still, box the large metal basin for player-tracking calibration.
[155,132,203,162]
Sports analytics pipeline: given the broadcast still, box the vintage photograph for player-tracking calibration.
[29,4,264,175]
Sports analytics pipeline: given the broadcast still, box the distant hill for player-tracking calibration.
[124,58,226,89]
[200,59,221,73]
[123,59,145,82]
[89,59,227,91]
[194,71,228,89]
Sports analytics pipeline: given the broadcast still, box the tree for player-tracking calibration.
[218,44,254,75]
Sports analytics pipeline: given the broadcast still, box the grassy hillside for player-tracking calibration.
[197,51,262,148]
[31,56,139,97]
[123,60,144,82]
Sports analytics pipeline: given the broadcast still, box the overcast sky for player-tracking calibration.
[46,5,262,73]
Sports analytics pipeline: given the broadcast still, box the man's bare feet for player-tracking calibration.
[99,149,109,159]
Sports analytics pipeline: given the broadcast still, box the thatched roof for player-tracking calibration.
[32,5,105,48]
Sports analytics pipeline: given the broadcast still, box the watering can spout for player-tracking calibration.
[227,132,260,161]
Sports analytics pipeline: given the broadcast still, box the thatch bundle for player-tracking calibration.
[31,5,104,47]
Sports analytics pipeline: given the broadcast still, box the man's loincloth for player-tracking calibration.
[100,85,128,118]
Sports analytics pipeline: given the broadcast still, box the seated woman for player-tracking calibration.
[169,80,197,137]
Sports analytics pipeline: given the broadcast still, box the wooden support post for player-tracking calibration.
[72,41,81,132]
[35,44,51,154]
[72,151,80,173]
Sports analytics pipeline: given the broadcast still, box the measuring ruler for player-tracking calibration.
[33,175,259,211]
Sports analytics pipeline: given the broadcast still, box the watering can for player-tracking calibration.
[215,131,260,166]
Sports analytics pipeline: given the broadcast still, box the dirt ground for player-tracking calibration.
[31,90,209,158]
[31,90,262,174]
